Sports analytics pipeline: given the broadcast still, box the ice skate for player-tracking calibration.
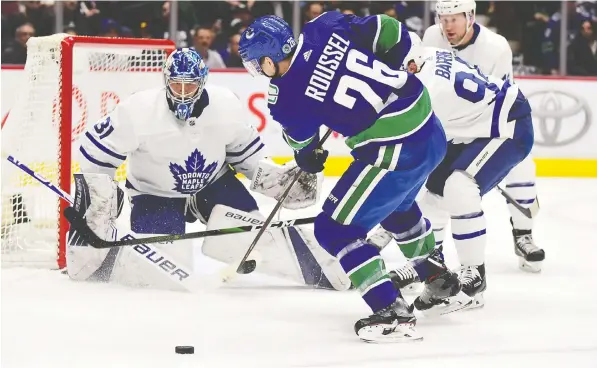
[405,249,471,315]
[388,263,422,295]
[513,229,545,273]
[354,296,422,343]
[456,264,487,310]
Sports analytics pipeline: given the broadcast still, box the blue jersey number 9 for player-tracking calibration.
[94,117,115,139]
[453,57,499,104]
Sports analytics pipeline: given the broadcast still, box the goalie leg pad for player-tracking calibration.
[201,205,350,290]
[66,230,121,282]
[187,170,259,224]
[284,226,351,291]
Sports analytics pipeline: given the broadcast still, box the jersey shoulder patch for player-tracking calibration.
[268,84,279,105]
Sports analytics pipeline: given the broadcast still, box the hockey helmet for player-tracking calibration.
[435,0,476,46]
[163,48,209,120]
[239,15,297,77]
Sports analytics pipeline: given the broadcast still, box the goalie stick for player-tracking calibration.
[63,208,315,248]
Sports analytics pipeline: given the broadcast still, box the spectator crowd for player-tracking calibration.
[2,1,597,76]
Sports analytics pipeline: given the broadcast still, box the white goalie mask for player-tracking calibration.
[435,0,476,47]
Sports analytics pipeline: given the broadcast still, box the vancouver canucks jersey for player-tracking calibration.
[268,11,434,151]
[414,47,531,140]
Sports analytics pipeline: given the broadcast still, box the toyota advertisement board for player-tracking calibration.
[2,67,596,176]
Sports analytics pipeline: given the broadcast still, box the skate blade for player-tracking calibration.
[519,258,542,273]
[422,291,474,316]
[358,323,423,343]
[459,292,485,311]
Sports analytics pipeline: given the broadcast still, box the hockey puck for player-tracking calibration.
[238,259,256,274]
[175,346,194,354]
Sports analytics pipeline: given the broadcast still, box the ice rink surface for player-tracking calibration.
[2,178,597,368]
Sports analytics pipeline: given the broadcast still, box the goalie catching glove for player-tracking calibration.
[250,159,323,210]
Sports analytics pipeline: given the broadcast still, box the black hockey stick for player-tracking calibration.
[63,207,316,249]
[225,129,333,278]
[495,185,539,219]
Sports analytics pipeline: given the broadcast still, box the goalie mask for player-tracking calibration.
[163,48,209,120]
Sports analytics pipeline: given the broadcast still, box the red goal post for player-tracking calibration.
[1,35,175,269]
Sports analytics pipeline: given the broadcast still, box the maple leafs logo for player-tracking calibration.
[169,149,218,194]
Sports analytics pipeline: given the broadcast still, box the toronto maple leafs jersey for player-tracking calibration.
[78,85,266,198]
[414,47,531,140]
[422,23,514,81]
[268,11,435,151]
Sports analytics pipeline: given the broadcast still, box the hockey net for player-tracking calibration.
[1,34,175,269]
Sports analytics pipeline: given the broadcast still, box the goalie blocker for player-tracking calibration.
[66,167,348,291]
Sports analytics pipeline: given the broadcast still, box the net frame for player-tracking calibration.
[2,35,175,269]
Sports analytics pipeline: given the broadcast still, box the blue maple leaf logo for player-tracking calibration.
[169,149,218,194]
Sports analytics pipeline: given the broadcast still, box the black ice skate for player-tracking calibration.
[388,262,421,294]
[457,264,487,310]
[354,296,422,343]
[513,229,545,273]
[404,249,472,315]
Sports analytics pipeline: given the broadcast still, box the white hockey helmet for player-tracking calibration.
[402,32,426,73]
[435,0,476,46]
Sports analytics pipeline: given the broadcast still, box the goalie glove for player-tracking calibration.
[250,159,322,210]
[69,173,124,242]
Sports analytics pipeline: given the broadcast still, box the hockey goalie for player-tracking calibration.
[66,48,350,292]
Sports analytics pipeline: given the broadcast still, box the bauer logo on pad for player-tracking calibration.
[168,149,218,194]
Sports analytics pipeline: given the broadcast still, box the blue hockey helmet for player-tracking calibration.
[239,15,297,77]
[163,48,209,120]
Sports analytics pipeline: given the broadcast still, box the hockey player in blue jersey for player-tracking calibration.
[239,13,472,342]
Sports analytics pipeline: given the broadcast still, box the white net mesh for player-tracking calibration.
[1,34,174,269]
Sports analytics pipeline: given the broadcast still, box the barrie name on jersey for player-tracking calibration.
[414,47,530,140]
[268,11,434,151]
[78,85,265,198]
[422,23,513,81]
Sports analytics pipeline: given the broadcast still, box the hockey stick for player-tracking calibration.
[221,129,333,282]
[5,155,201,292]
[63,209,315,248]
[496,185,539,219]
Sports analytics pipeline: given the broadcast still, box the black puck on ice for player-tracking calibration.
[175,346,194,354]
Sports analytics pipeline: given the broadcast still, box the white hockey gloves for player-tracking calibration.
[250,159,323,210]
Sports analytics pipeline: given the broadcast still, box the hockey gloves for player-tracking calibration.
[294,138,329,174]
